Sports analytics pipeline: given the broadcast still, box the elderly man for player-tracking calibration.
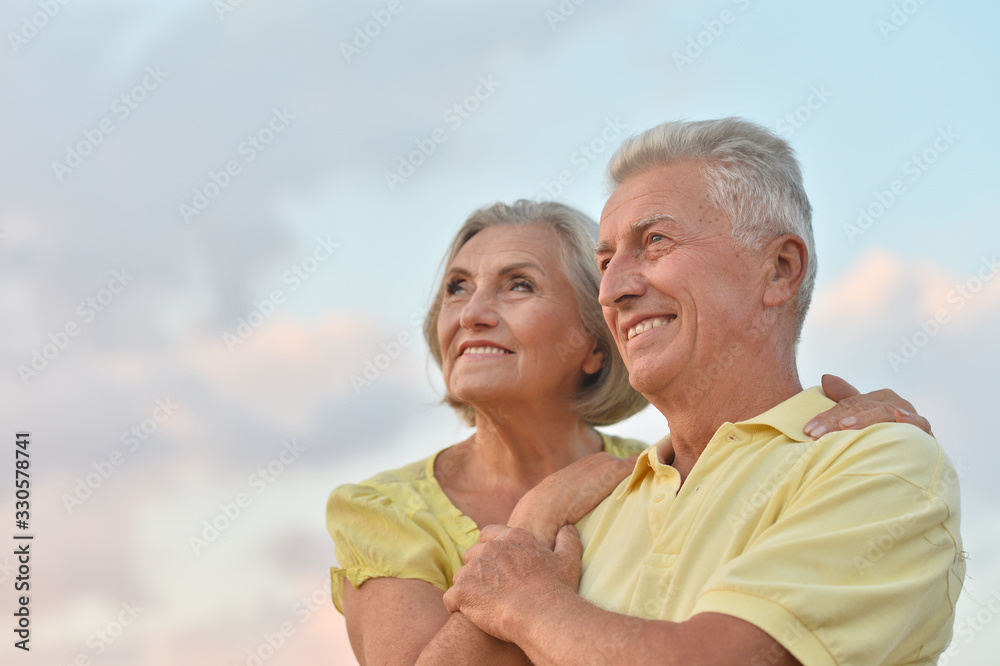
[443,118,964,665]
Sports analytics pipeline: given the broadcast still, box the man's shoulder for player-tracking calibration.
[810,422,955,497]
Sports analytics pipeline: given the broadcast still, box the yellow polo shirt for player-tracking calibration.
[577,387,964,666]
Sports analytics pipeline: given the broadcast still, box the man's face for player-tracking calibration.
[596,161,767,399]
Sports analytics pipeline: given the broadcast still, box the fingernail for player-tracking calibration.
[810,424,829,438]
[804,420,817,433]
[840,416,857,428]
[897,408,910,417]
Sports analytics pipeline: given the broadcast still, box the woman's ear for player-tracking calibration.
[582,340,604,375]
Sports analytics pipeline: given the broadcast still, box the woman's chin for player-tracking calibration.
[451,386,511,407]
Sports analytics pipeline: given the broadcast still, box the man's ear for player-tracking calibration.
[582,339,604,375]
[762,234,808,308]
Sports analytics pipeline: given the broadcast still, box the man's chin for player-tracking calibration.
[626,359,683,400]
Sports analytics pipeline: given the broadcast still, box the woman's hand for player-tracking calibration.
[508,452,638,548]
[804,374,934,439]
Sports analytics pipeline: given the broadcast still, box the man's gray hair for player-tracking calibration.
[606,117,816,341]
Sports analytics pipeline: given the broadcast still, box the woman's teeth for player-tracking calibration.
[462,346,511,355]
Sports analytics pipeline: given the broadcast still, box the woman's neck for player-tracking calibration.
[438,399,602,496]
[434,399,602,529]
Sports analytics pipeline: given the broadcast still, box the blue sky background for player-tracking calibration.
[2,1,998,664]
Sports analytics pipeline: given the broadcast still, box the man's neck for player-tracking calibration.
[650,355,803,482]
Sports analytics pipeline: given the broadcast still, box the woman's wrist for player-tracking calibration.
[508,491,564,549]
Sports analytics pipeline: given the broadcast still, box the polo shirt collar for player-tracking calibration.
[616,386,833,498]
[618,435,673,497]
[737,386,835,443]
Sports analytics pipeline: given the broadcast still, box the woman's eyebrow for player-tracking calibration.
[498,261,544,276]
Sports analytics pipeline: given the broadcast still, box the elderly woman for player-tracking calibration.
[327,200,929,665]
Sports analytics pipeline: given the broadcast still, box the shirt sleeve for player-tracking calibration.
[326,481,462,614]
[601,434,649,459]
[693,425,965,666]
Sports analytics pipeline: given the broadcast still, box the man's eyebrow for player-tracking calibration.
[595,213,678,257]
[628,213,678,236]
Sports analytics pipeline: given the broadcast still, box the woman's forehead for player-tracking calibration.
[450,225,563,272]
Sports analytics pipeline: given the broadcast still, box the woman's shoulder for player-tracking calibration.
[330,450,442,512]
[326,448,471,609]
[599,431,649,458]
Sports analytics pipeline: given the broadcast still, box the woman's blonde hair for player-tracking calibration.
[423,200,648,426]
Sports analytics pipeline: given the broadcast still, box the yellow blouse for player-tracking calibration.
[327,432,646,613]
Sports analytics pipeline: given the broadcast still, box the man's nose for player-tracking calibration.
[599,254,644,307]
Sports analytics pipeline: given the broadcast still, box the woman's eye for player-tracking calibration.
[511,278,534,292]
[446,279,467,295]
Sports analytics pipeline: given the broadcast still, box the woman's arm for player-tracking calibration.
[416,454,637,663]
[343,578,450,665]
[415,612,531,665]
[345,454,637,665]
[344,577,530,665]
[805,374,934,438]
[341,558,532,666]
[508,452,638,548]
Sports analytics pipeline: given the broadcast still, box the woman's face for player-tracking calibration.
[437,224,604,414]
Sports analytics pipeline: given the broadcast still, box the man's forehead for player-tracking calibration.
[599,163,707,227]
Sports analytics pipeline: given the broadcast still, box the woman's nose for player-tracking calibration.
[459,290,499,329]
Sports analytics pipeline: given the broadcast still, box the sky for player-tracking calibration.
[2,1,998,664]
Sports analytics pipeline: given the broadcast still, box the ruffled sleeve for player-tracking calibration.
[326,479,466,613]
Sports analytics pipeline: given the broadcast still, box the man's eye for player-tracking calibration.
[446,279,467,295]
[649,233,665,243]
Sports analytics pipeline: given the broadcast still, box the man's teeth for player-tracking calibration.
[463,346,511,355]
[627,317,673,340]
